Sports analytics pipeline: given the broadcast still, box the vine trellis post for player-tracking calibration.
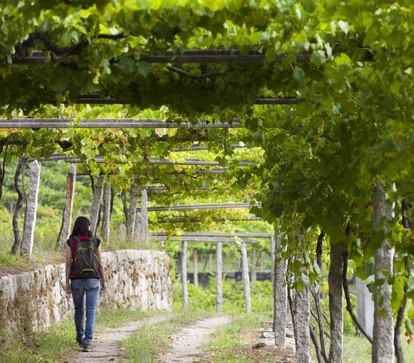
[102,183,112,243]
[181,240,188,307]
[273,228,288,349]
[57,163,76,249]
[21,160,41,256]
[216,241,223,312]
[140,188,148,244]
[193,250,199,287]
[241,241,252,313]
[90,175,105,235]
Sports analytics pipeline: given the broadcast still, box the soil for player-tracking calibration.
[0,265,25,277]
[66,314,171,363]
[159,315,232,363]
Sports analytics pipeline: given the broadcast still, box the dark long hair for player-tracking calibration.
[70,216,92,237]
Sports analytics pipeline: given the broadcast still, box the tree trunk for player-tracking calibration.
[310,323,324,363]
[343,252,373,343]
[90,175,105,235]
[273,230,287,349]
[0,144,8,200]
[11,157,27,254]
[394,283,408,363]
[241,241,252,313]
[294,286,311,363]
[329,243,344,363]
[101,183,111,242]
[193,249,199,286]
[126,180,138,238]
[372,183,394,363]
[216,242,223,312]
[21,160,41,256]
[313,231,328,363]
[57,163,76,249]
[251,249,257,283]
[140,188,148,244]
[181,240,188,307]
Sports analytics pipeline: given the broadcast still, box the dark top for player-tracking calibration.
[67,234,101,279]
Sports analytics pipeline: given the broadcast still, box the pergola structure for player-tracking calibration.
[149,231,275,313]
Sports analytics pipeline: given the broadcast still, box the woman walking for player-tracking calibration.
[65,216,106,352]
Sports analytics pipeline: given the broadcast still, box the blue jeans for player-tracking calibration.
[71,278,100,344]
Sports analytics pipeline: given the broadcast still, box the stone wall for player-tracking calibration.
[0,250,172,333]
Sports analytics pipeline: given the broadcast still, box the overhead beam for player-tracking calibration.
[153,217,263,223]
[40,154,256,167]
[173,143,246,152]
[151,231,271,238]
[74,97,300,105]
[0,118,240,129]
[11,50,310,65]
[138,202,260,212]
[150,235,264,243]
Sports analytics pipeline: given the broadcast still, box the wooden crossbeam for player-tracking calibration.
[0,118,240,129]
[139,202,260,212]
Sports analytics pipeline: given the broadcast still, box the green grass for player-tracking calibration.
[207,312,272,363]
[122,308,210,362]
[0,307,162,363]
[341,333,414,363]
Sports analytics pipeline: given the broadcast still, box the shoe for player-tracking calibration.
[76,336,84,347]
[82,341,92,352]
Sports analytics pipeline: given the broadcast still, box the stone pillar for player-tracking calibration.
[140,189,148,244]
[101,183,111,242]
[57,163,76,249]
[21,160,41,256]
[90,175,105,235]
[241,241,252,313]
[216,242,223,312]
[181,240,188,307]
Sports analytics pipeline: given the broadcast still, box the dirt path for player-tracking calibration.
[160,315,231,363]
[68,314,171,363]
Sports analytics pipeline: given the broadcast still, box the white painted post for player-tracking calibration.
[101,183,111,242]
[241,241,252,313]
[216,241,223,312]
[90,175,105,235]
[181,240,188,307]
[57,163,76,249]
[140,188,148,244]
[21,160,41,256]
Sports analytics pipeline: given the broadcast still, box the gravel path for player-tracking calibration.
[67,314,171,363]
[160,315,231,363]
